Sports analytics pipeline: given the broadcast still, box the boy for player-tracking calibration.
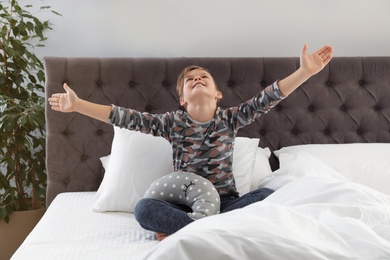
[49,44,333,240]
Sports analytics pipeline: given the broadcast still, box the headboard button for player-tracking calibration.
[374,105,380,110]
[81,155,88,161]
[96,80,103,87]
[162,80,169,87]
[325,81,332,87]
[324,129,330,135]
[260,80,267,87]
[340,105,346,111]
[308,105,315,111]
[259,129,266,135]
[358,80,365,86]
[145,105,152,112]
[275,105,282,111]
[357,129,363,135]
[129,81,136,87]
[227,80,234,87]
[292,129,298,135]
[97,129,103,135]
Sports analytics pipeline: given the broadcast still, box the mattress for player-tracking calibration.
[12,192,158,260]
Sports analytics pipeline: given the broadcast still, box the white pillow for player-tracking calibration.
[274,143,390,195]
[94,126,272,212]
[232,137,261,195]
[259,152,347,191]
[93,127,174,212]
[251,147,272,191]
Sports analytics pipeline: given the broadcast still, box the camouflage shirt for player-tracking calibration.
[108,82,285,197]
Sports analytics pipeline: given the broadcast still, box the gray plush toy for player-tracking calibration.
[144,171,221,220]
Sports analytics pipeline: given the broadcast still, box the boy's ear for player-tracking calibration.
[180,98,187,106]
[216,91,223,100]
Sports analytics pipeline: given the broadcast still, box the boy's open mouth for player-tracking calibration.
[193,83,205,89]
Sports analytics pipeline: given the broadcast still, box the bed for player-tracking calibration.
[12,57,390,259]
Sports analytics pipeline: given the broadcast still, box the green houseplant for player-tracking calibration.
[0,0,60,223]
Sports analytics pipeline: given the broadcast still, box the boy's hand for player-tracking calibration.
[277,44,334,96]
[301,44,333,76]
[48,83,78,112]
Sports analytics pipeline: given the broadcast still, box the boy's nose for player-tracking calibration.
[194,75,201,81]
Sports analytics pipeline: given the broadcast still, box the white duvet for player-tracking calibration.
[13,152,390,259]
[144,153,390,260]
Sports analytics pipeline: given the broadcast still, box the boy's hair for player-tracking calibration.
[176,65,219,98]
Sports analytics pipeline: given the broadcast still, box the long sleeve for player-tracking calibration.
[107,106,174,140]
[224,81,286,131]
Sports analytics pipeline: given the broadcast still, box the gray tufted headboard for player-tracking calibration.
[44,57,390,206]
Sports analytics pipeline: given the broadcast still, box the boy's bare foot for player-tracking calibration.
[156,232,169,241]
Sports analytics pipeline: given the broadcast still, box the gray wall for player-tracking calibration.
[22,0,390,58]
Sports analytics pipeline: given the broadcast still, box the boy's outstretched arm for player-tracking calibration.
[278,44,334,96]
[48,83,112,122]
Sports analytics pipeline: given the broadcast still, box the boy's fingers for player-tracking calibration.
[301,44,308,56]
[317,45,333,56]
[63,83,71,92]
[323,54,333,65]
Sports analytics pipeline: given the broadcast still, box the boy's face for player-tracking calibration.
[180,69,222,107]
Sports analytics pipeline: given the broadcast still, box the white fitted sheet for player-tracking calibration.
[12,192,158,260]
